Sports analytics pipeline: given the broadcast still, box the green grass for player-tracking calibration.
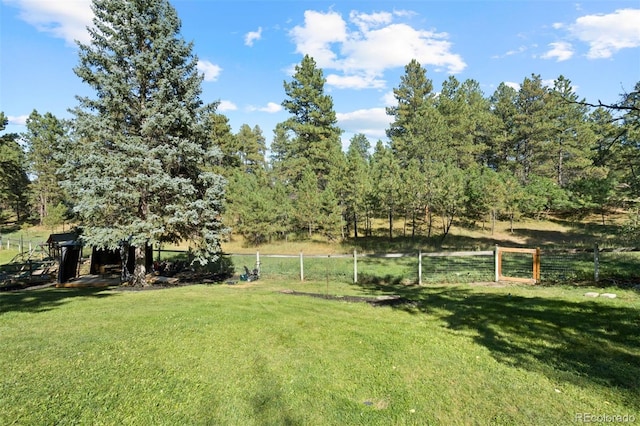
[1,279,638,425]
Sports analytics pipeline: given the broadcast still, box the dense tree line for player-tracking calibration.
[1,0,639,267]
[224,59,639,244]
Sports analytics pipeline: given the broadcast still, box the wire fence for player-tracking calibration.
[227,246,640,286]
[3,238,639,286]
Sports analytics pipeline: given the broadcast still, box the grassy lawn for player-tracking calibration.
[1,279,638,425]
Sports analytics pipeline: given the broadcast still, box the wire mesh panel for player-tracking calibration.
[358,254,419,284]
[230,254,355,282]
[541,250,594,282]
[422,252,494,283]
[254,255,300,280]
[599,251,640,281]
[499,250,535,281]
[300,255,353,282]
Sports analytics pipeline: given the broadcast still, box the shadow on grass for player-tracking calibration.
[354,280,640,409]
[248,355,302,426]
[0,287,115,315]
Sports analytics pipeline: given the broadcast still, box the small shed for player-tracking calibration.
[90,244,153,277]
[46,232,82,284]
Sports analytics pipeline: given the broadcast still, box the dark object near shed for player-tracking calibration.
[47,232,82,284]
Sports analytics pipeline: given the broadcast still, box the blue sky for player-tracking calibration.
[1,0,639,149]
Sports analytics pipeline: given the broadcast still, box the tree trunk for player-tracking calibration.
[353,212,358,239]
[388,207,393,241]
[132,244,147,287]
[411,209,416,238]
[491,209,496,236]
[402,208,407,237]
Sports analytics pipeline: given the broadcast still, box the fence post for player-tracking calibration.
[300,252,304,282]
[534,247,541,283]
[494,245,500,282]
[418,250,422,285]
[594,243,599,283]
[353,249,357,284]
[256,251,261,276]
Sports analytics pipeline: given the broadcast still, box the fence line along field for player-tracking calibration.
[229,246,640,287]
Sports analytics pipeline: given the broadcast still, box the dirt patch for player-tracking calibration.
[279,289,409,307]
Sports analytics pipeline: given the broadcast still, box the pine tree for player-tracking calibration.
[280,55,343,189]
[294,166,323,237]
[63,0,226,286]
[235,124,267,174]
[543,75,594,187]
[487,83,518,171]
[23,110,68,225]
[0,113,30,222]
[437,77,492,169]
[513,74,554,184]
[386,59,440,168]
[342,134,371,238]
[207,112,238,172]
[370,141,401,240]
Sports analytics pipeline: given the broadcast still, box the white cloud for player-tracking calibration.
[7,115,29,126]
[289,10,347,67]
[341,24,466,74]
[337,107,392,140]
[568,8,640,59]
[349,10,393,33]
[244,27,262,47]
[3,0,94,45]
[289,9,466,90]
[382,91,397,107]
[217,100,237,112]
[504,82,521,91]
[248,102,282,113]
[326,73,385,90]
[492,45,528,59]
[541,41,574,61]
[197,60,222,82]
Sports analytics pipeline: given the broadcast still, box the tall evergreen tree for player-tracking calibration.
[23,110,68,225]
[429,162,467,241]
[386,59,441,167]
[207,112,238,173]
[543,75,594,187]
[370,141,401,240]
[342,133,371,238]
[63,0,226,286]
[280,55,343,189]
[0,113,30,222]
[436,76,490,169]
[513,74,554,184]
[235,124,267,174]
[487,83,519,171]
[294,165,323,237]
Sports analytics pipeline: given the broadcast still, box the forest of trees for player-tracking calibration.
[1,0,639,273]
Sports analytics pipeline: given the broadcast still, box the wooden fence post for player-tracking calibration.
[594,243,599,283]
[256,251,261,276]
[534,247,541,283]
[418,250,422,285]
[494,245,500,282]
[353,249,357,284]
[300,252,304,282]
